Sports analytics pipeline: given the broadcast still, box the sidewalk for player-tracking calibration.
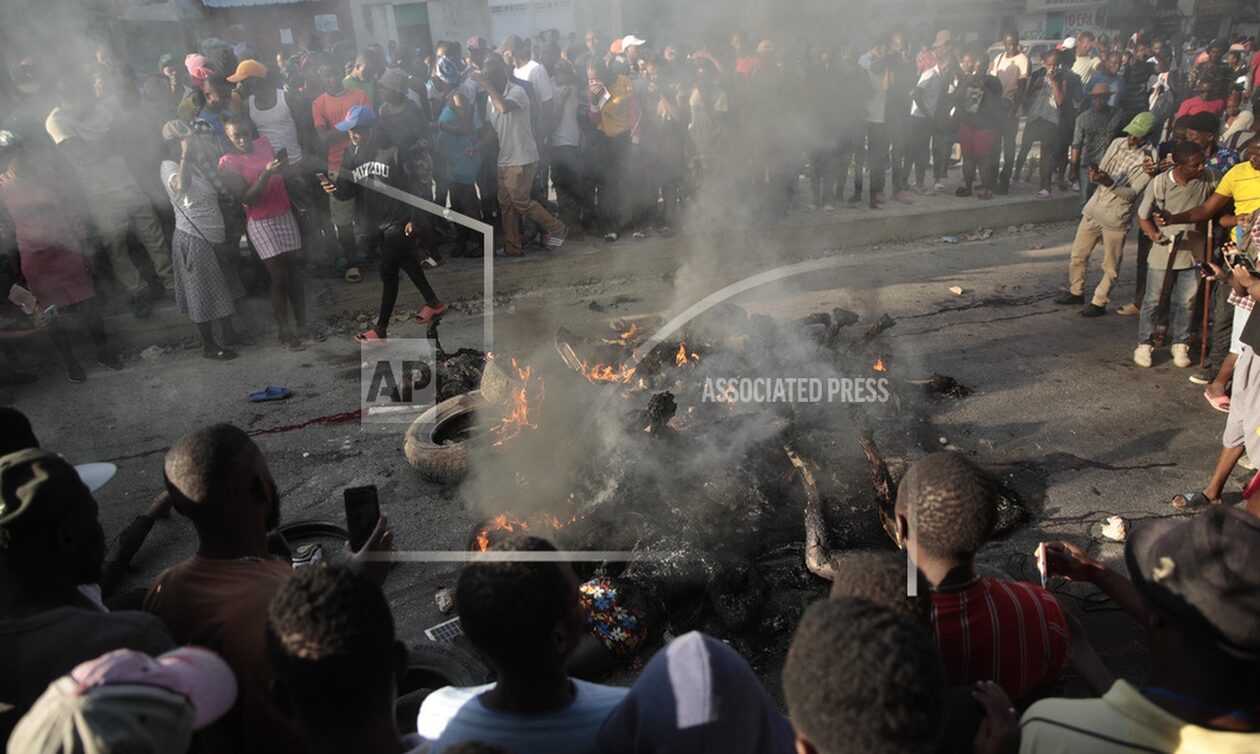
[98,181,1081,352]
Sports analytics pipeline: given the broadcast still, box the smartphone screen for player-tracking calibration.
[343,485,380,551]
[276,147,288,164]
[315,171,331,184]
[1036,542,1049,588]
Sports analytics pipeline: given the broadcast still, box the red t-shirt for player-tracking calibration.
[217,135,291,221]
[931,576,1070,702]
[1176,96,1227,119]
[311,87,371,175]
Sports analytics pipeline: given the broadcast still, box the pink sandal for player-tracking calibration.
[355,329,386,344]
[1204,388,1231,413]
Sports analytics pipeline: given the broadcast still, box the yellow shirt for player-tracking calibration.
[595,75,638,138]
[1216,160,1260,217]
[1019,681,1260,754]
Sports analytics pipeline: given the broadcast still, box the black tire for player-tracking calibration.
[404,392,478,484]
[395,640,492,732]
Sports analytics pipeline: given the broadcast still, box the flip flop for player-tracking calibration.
[344,266,362,283]
[249,385,291,402]
[1170,491,1219,509]
[1204,389,1231,413]
[355,329,386,344]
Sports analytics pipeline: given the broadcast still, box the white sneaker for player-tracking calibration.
[1171,343,1192,368]
[1134,344,1153,368]
[822,204,835,212]
[933,182,945,192]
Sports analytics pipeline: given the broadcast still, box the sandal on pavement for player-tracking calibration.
[1171,491,1219,509]
[344,266,362,283]
[977,189,993,200]
[355,328,386,344]
[416,302,448,324]
[955,186,972,197]
[1204,388,1231,413]
[249,385,292,402]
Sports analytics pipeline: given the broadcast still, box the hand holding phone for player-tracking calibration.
[1035,542,1049,588]
[344,485,381,551]
[276,147,289,167]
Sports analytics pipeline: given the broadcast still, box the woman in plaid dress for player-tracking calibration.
[218,117,310,349]
[159,121,244,360]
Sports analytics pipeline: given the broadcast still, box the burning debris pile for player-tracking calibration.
[454,303,1003,662]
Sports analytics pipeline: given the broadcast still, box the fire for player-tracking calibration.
[582,361,637,384]
[674,343,701,367]
[619,323,640,342]
[474,513,532,551]
[488,359,544,447]
[873,358,887,372]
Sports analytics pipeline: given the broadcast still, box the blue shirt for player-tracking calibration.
[1085,71,1124,107]
[417,679,628,754]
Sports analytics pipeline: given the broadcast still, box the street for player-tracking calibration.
[13,216,1227,692]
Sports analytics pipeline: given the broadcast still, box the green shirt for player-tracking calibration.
[343,75,377,109]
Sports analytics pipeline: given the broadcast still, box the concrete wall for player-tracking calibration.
[429,0,493,49]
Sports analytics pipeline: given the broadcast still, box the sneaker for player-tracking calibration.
[1079,303,1106,317]
[933,182,945,192]
[416,302,448,324]
[1171,343,1192,368]
[1054,292,1085,305]
[545,226,568,249]
[1189,370,1213,385]
[1037,189,1052,198]
[1115,303,1140,316]
[604,232,619,242]
[1133,344,1153,368]
[632,230,646,240]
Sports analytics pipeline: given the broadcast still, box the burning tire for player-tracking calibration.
[404,392,479,484]
[479,357,515,406]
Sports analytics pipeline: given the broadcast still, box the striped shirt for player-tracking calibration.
[931,576,1070,702]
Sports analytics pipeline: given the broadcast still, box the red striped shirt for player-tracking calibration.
[930,576,1070,702]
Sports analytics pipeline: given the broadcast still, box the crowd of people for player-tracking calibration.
[0,409,1255,753]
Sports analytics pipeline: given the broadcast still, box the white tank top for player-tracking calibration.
[249,89,303,163]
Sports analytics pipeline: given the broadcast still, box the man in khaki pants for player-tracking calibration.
[468,58,567,256]
[1056,112,1159,317]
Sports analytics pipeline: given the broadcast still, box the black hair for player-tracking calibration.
[164,423,252,507]
[0,408,39,458]
[897,452,998,560]
[783,598,945,754]
[829,550,932,631]
[1078,31,1096,41]
[299,31,323,53]
[1172,139,1205,165]
[203,74,233,95]
[222,115,260,141]
[454,535,575,672]
[266,565,397,723]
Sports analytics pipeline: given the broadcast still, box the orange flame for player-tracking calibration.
[474,513,532,551]
[620,323,640,342]
[873,358,886,372]
[488,360,544,447]
[582,361,637,384]
[675,343,688,367]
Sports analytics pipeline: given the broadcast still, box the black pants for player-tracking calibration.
[376,227,438,333]
[905,116,933,187]
[855,121,888,199]
[888,116,909,193]
[932,125,953,181]
[1015,118,1058,191]
[550,145,590,229]
[1133,231,1152,306]
[992,108,1019,186]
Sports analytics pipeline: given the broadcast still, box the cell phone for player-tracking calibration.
[276,147,288,164]
[1228,253,1257,273]
[315,171,331,183]
[1088,162,1100,173]
[343,485,380,552]
[1035,542,1049,588]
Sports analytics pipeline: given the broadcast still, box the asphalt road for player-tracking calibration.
[12,217,1233,694]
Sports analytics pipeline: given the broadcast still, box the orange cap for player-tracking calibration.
[226,59,268,83]
[610,39,624,55]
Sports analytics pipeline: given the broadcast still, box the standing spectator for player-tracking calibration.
[885,31,918,204]
[642,56,687,232]
[8,647,237,754]
[311,56,371,280]
[686,54,728,194]
[45,76,175,317]
[1177,80,1228,119]
[158,121,245,361]
[955,49,1002,199]
[344,52,384,108]
[142,53,193,124]
[1086,51,1124,107]
[990,33,1029,194]
[377,68,435,205]
[1057,113,1159,317]
[0,130,123,382]
[434,62,484,254]
[267,566,426,754]
[217,117,310,349]
[1133,141,1220,368]
[1189,40,1230,100]
[1072,31,1101,82]
[1069,82,1125,207]
[584,56,638,241]
[320,105,447,343]
[468,59,567,255]
[1021,508,1260,752]
[893,452,1071,703]
[1120,42,1156,123]
[907,46,948,193]
[857,42,891,209]
[548,60,588,232]
[416,536,628,753]
[783,598,945,754]
[1052,47,1084,191]
[834,51,871,208]
[1221,91,1253,145]
[1015,50,1067,197]
[0,449,174,745]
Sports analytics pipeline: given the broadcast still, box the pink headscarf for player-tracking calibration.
[185,53,213,87]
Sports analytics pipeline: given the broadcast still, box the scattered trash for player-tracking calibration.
[949,286,966,296]
[587,300,606,312]
[939,436,948,444]
[1027,243,1045,250]
[302,452,310,458]
[435,587,455,614]
[979,438,996,450]
[291,543,323,569]
[1006,225,1021,234]
[964,228,994,241]
[941,236,959,244]
[913,372,974,399]
[249,385,292,403]
[139,345,165,361]
[1100,515,1128,542]
[1019,223,1035,231]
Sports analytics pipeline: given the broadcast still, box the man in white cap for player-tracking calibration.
[8,647,238,754]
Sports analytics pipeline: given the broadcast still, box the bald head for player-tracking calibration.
[164,423,255,509]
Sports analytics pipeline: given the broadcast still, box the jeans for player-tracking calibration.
[1015,118,1059,191]
[1139,266,1199,345]
[1078,178,1098,208]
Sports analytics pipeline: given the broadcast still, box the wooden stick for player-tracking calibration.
[1201,223,1213,368]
